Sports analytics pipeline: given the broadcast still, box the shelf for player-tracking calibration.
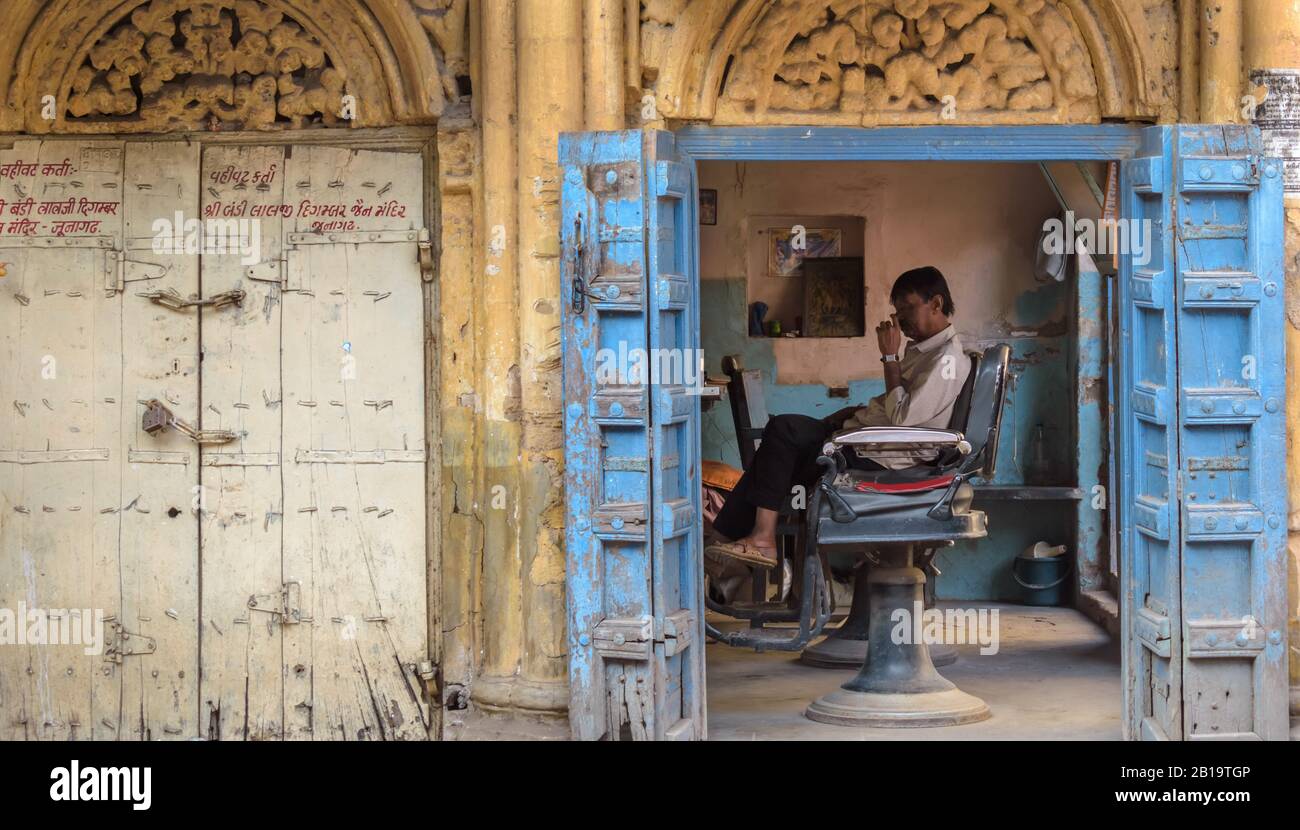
[972,485,1084,501]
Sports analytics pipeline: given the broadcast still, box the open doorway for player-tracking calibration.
[559,125,1289,742]
[696,159,1121,739]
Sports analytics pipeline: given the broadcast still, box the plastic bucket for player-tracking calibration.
[1012,554,1071,607]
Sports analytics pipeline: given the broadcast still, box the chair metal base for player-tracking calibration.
[805,686,990,727]
[801,562,958,668]
[805,548,989,728]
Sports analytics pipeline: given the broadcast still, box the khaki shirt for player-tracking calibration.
[841,325,971,470]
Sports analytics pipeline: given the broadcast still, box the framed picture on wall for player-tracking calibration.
[803,257,866,337]
[768,227,841,277]
[699,189,717,225]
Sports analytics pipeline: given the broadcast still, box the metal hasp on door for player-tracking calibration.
[560,130,706,740]
[1120,125,1288,740]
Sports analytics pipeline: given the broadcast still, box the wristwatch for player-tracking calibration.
[881,353,900,363]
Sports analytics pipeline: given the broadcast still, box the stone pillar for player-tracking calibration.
[1201,0,1244,123]
[473,0,529,711]
[506,0,584,713]
[1179,0,1200,120]
[1242,0,1300,739]
[436,0,489,712]
[585,0,625,130]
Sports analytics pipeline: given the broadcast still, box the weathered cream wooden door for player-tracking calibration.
[1,139,430,741]
[199,145,431,740]
[0,139,202,739]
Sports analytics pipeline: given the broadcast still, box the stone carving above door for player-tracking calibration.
[718,0,1098,124]
[639,0,1156,125]
[3,0,468,133]
[66,0,342,131]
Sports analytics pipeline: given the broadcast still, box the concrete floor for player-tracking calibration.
[706,602,1121,740]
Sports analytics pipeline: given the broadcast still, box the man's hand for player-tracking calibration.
[876,313,902,358]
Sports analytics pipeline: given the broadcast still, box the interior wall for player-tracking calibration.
[699,160,1077,600]
[701,160,1063,384]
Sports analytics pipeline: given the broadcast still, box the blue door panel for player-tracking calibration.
[1121,125,1288,741]
[560,130,705,740]
[645,138,706,740]
[1120,126,1183,740]
[1171,126,1287,740]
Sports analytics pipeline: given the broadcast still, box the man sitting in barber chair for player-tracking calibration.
[707,265,971,568]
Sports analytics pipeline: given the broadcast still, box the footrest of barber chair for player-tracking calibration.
[704,549,833,652]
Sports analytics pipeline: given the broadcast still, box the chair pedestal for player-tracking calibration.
[800,560,957,668]
[805,546,989,728]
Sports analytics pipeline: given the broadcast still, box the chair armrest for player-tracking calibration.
[822,426,971,458]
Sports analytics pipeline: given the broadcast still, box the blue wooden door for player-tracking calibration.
[1121,125,1288,740]
[560,130,705,740]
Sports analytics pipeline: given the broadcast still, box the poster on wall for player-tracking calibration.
[1250,68,1300,196]
[698,189,717,225]
[768,227,841,277]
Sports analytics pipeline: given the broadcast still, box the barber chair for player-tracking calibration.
[802,344,1010,726]
[800,350,982,669]
[703,356,833,651]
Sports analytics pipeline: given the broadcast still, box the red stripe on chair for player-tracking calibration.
[854,474,955,493]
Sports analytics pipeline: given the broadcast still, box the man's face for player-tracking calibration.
[890,291,943,341]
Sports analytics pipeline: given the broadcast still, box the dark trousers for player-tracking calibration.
[712,414,882,541]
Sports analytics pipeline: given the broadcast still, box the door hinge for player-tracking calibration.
[246,580,303,624]
[414,659,441,703]
[417,228,433,282]
[103,621,156,664]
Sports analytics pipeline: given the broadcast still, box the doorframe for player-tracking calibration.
[673,125,1145,161]
[0,127,445,738]
[671,122,1148,727]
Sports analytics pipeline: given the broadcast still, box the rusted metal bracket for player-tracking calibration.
[142,399,238,444]
[247,580,302,624]
[103,621,156,664]
[137,287,244,311]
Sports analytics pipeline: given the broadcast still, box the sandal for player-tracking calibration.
[704,539,778,568]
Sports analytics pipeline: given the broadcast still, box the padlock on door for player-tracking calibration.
[142,399,174,435]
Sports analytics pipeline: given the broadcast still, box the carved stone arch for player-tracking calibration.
[641,0,1159,125]
[0,0,462,133]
